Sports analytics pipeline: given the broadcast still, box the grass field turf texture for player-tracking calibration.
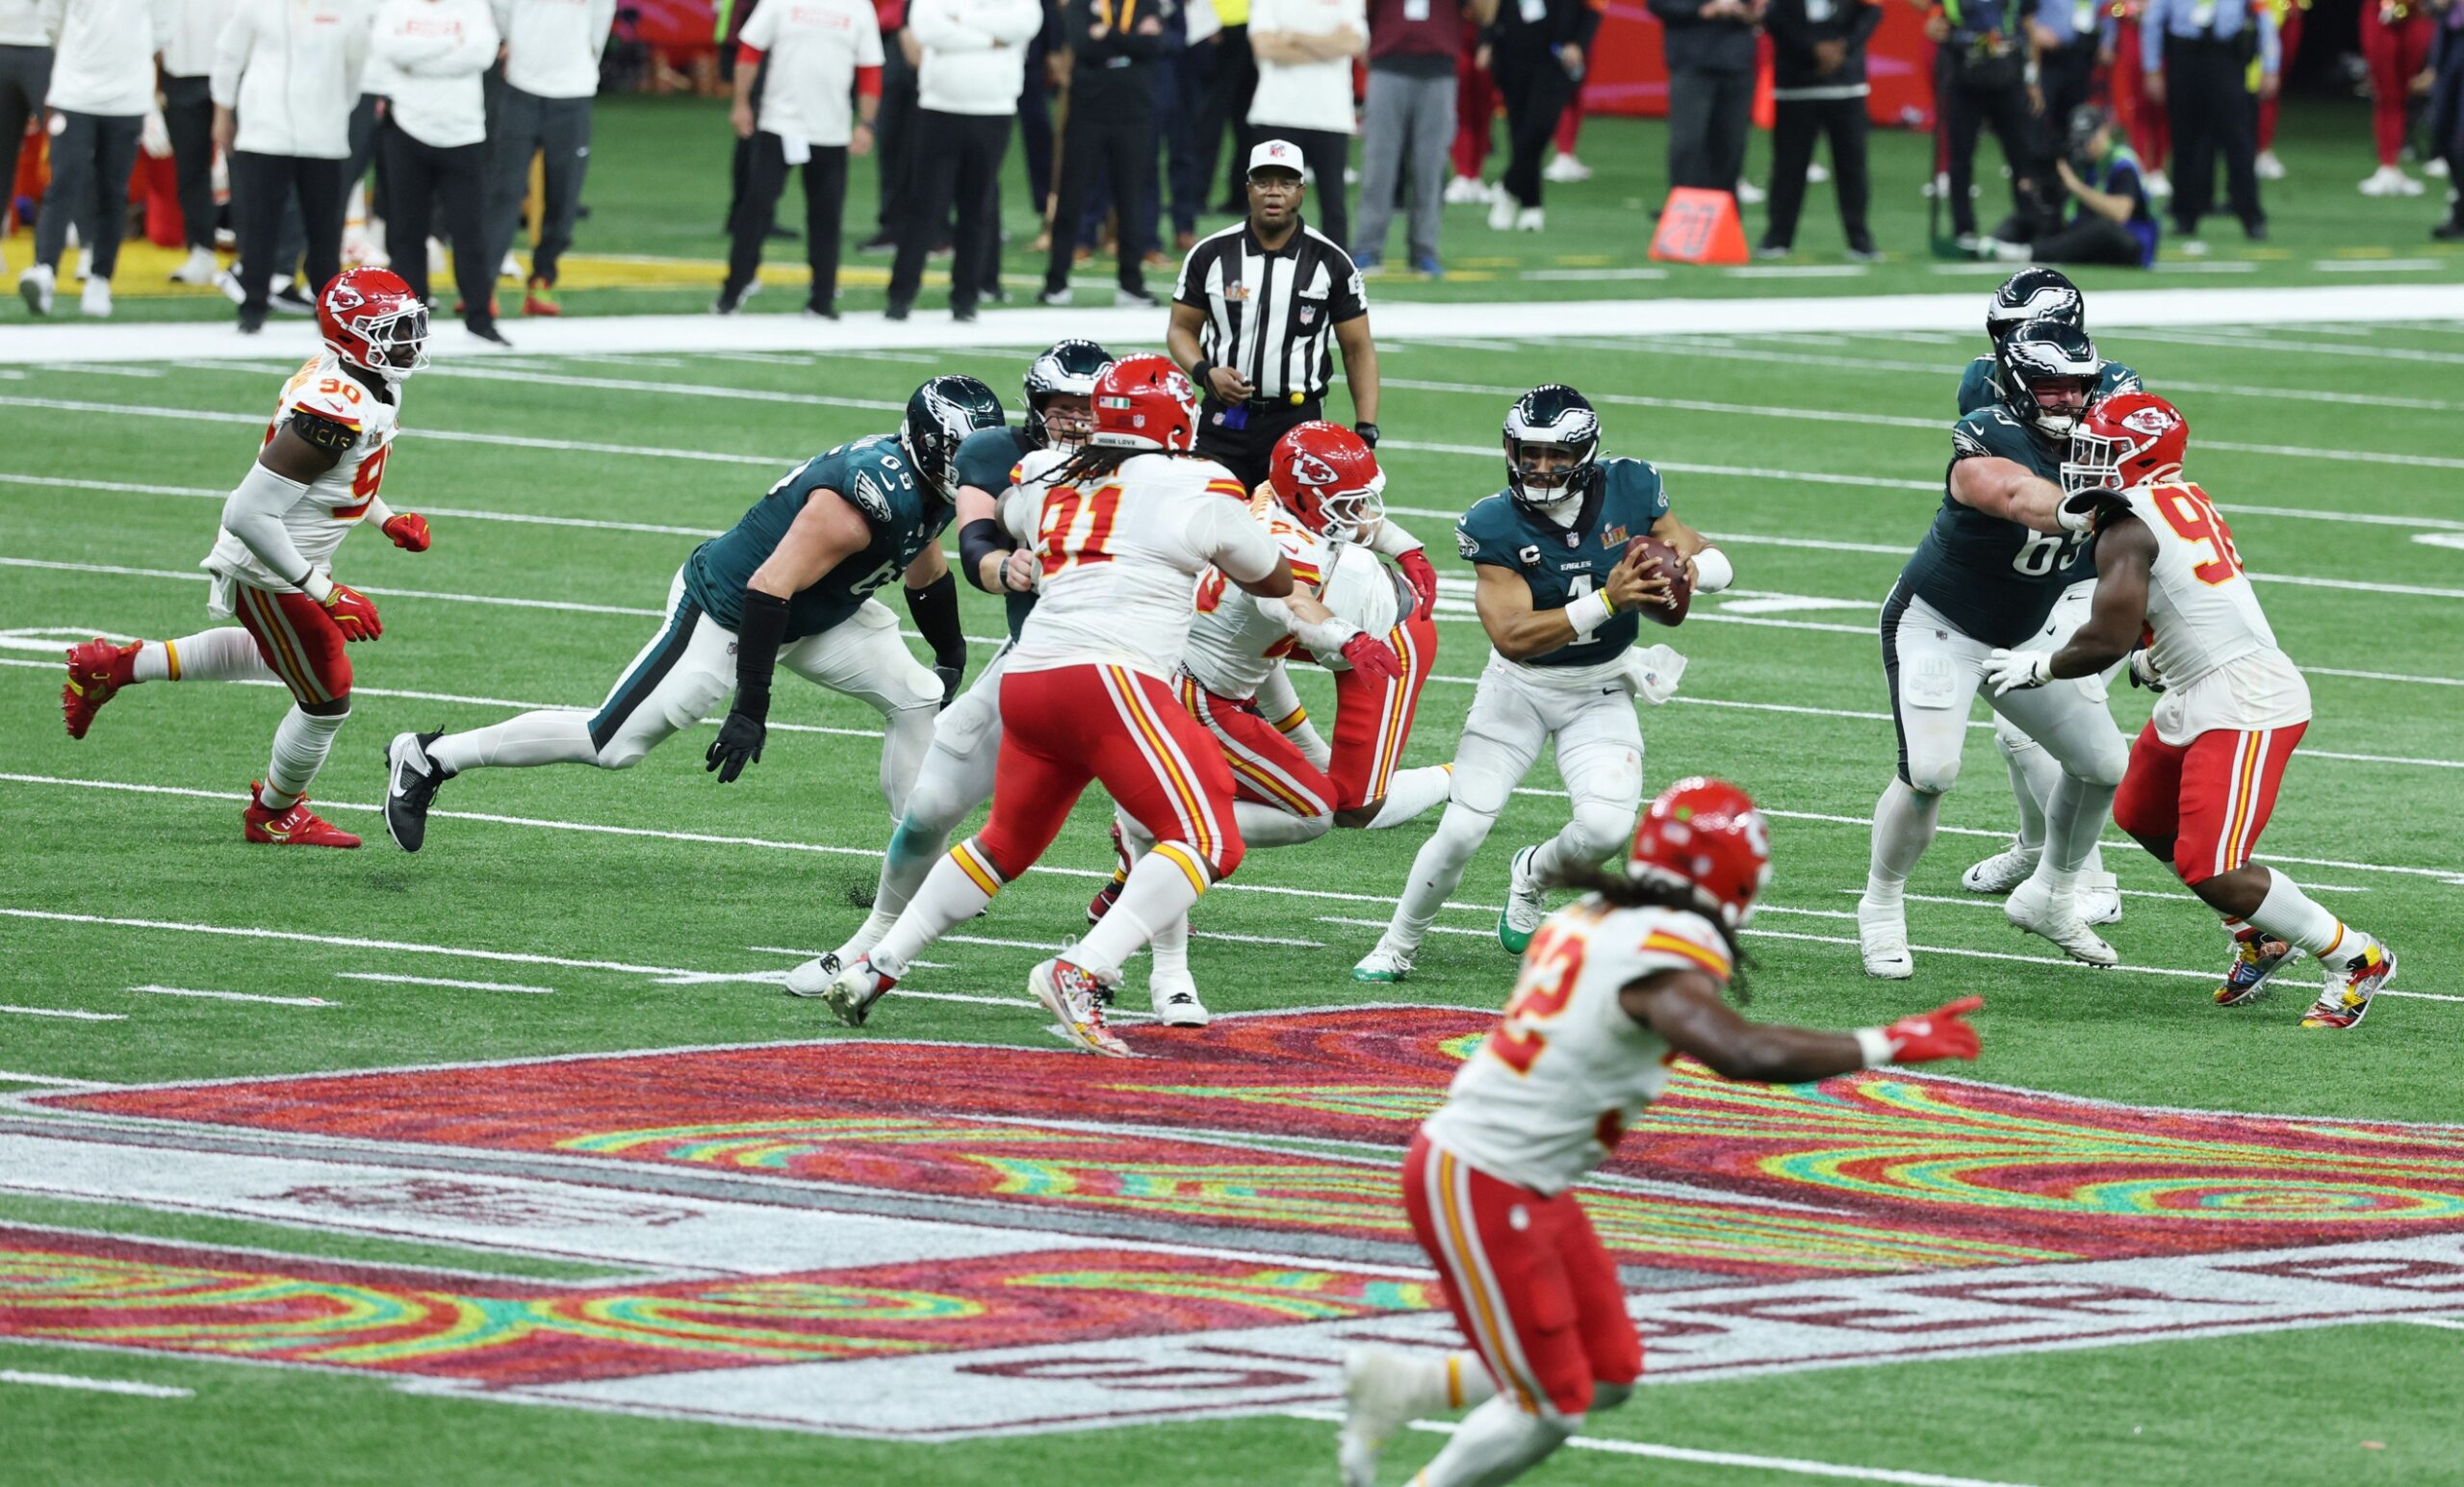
[2,286,2462,1485]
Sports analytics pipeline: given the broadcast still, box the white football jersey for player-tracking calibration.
[2118,479,2311,740]
[1180,508,1404,701]
[205,353,403,592]
[1002,452,1284,679]
[1421,900,1733,1196]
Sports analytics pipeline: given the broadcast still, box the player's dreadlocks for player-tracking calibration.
[1045,444,1143,491]
[1542,863,1754,1002]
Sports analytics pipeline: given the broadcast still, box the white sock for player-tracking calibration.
[2029,773,2117,896]
[1412,1396,1572,1487]
[2247,869,2369,960]
[1384,802,1494,953]
[1382,1349,1498,1417]
[1864,779,1939,902]
[1116,827,1192,985]
[135,628,271,684]
[878,705,935,819]
[1074,848,1209,982]
[837,906,899,961]
[869,840,1003,978]
[260,705,346,808]
[1365,764,1453,829]
[1998,731,2058,853]
[425,710,598,774]
[875,782,970,928]
[1234,800,1331,849]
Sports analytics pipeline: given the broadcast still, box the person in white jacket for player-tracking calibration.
[717,0,883,317]
[1245,0,1364,251]
[159,0,237,285]
[212,0,372,332]
[483,0,615,319]
[373,0,500,339]
[883,0,1039,321]
[17,0,174,318]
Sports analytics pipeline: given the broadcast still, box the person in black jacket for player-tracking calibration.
[1040,0,1165,305]
[1648,0,1761,196]
[1485,0,1600,226]
[1758,0,1880,255]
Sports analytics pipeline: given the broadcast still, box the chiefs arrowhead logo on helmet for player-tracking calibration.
[1268,422,1383,544]
[2120,405,2178,437]
[2062,391,2191,501]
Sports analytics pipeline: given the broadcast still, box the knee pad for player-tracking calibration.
[1903,753,1962,798]
[596,734,652,770]
[2066,731,2130,790]
[1447,763,1515,818]
[899,757,974,838]
[1564,801,1637,865]
[1426,801,1499,870]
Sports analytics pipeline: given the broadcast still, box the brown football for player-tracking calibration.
[1624,534,1692,628]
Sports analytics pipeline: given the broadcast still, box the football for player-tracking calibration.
[1624,534,1692,628]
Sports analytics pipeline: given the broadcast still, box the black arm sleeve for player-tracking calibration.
[732,588,791,720]
[904,570,967,669]
[959,518,1014,593]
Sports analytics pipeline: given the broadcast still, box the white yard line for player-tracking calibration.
[0,1370,192,1399]
[0,1070,123,1089]
[0,1005,125,1021]
[332,972,556,995]
[128,985,334,1008]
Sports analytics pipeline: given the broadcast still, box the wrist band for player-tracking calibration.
[1854,1027,1895,1068]
[1564,588,1616,638]
[1692,546,1734,594]
[302,572,335,603]
[1189,359,1215,390]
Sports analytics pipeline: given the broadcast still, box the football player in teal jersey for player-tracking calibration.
[1956,269,2142,923]
[1859,322,2130,977]
[379,376,1006,853]
[1354,385,1734,983]
[801,341,1112,977]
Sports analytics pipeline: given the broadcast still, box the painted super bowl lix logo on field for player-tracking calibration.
[8,1008,2464,1440]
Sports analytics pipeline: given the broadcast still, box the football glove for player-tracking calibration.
[382,512,431,552]
[1338,631,1404,683]
[1980,647,2052,696]
[935,662,964,710]
[1397,550,1439,621]
[2127,649,2166,693]
[321,583,382,641]
[705,709,766,783]
[1866,995,1985,1065]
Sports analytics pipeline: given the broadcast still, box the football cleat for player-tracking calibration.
[2215,931,2295,1007]
[1499,845,1547,955]
[1148,970,1210,1028]
[382,731,449,852]
[2004,878,2117,966]
[1352,943,1414,983]
[819,955,897,1027]
[1028,958,1133,1057]
[2301,941,2396,1031]
[1961,840,2039,895]
[1339,1347,1424,1487]
[2080,870,2123,928]
[783,952,842,1000]
[1086,821,1132,925]
[62,637,139,739]
[1857,896,1914,979]
[242,783,361,848]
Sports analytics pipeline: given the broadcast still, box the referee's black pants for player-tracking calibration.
[1044,110,1155,296]
[1196,397,1321,492]
[728,134,850,312]
[378,118,494,328]
[890,110,1007,313]
[2165,39,2264,238]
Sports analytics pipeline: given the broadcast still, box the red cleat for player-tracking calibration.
[243,782,362,848]
[523,277,561,317]
[62,637,138,739]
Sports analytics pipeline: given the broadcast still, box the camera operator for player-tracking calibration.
[1977,103,2156,264]
[1935,0,2054,249]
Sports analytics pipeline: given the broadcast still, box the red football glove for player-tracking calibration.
[322,582,383,642]
[1339,630,1403,683]
[1880,995,1984,1064]
[382,512,431,552]
[1398,549,1439,621]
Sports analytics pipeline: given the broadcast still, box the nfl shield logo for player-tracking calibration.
[1299,305,1318,327]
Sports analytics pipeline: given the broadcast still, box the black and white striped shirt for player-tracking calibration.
[1173,219,1368,406]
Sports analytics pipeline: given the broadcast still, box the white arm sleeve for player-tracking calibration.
[1692,546,1734,594]
[1367,517,1424,557]
[1206,501,1285,585]
[221,461,320,591]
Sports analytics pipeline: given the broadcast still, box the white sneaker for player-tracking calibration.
[1149,970,1210,1028]
[1444,174,1489,205]
[2360,165,2424,197]
[1513,206,1545,233]
[2254,149,2286,181]
[1922,170,1950,199]
[1500,845,1548,954]
[2081,870,2123,928]
[2004,878,2118,966]
[214,266,246,305]
[168,246,219,285]
[1735,178,1766,205]
[427,237,449,279]
[1339,1347,1424,1487]
[2428,157,2451,180]
[1352,941,1415,984]
[1487,189,1518,231]
[784,952,841,999]
[1543,152,1591,184]
[499,249,524,281]
[1962,840,2040,895]
[18,262,54,316]
[2143,168,2172,199]
[1808,161,1832,184]
[1858,895,1913,979]
[79,275,112,318]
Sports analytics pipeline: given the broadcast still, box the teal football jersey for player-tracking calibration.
[1454,458,1672,670]
[684,434,950,643]
[1896,406,2092,648]
[1954,354,2143,417]
[954,424,1040,643]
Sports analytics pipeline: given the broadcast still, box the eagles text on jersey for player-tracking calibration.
[685,434,951,641]
[1454,457,1672,669]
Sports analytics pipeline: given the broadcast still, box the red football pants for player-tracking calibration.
[1177,674,1337,818]
[1403,1133,1640,1419]
[2113,26,2170,172]
[2362,8,2432,167]
[2258,7,2303,149]
[978,663,1245,882]
[232,583,352,706]
[2112,721,2306,885]
[1327,612,1438,813]
[1454,29,1499,179]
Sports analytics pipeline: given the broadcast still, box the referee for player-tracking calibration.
[1168,139,1381,490]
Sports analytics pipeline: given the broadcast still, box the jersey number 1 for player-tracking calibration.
[1488,923,1587,1077]
[1039,483,1122,578]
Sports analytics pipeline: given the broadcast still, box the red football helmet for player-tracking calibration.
[1089,353,1199,452]
[1628,776,1773,929]
[1268,422,1385,543]
[2062,391,2188,499]
[318,268,428,382]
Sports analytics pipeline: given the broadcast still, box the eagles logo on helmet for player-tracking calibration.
[1502,383,1603,513]
[1985,267,2085,345]
[1995,320,2103,440]
[1023,339,1114,450]
[902,375,1008,497]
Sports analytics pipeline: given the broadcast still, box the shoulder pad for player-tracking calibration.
[286,406,361,454]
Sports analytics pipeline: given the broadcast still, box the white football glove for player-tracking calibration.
[1981,648,2054,696]
[2127,648,2166,693]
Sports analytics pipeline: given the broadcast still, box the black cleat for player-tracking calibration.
[383,730,450,852]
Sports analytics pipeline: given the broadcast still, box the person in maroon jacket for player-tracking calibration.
[1356,0,1498,273]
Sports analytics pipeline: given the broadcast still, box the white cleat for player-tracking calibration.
[1444,174,1489,205]
[1499,845,1548,954]
[2004,878,2118,966]
[784,952,841,999]
[816,954,896,1027]
[1734,178,1766,205]
[2142,168,2171,199]
[1858,896,1914,979]
[79,275,112,318]
[17,262,54,316]
[1339,1346,1423,1487]
[1352,942,1414,983]
[2359,165,2425,197]
[1148,970,1211,1028]
[2080,870,2123,927]
[1961,840,2040,895]
[1028,958,1134,1057]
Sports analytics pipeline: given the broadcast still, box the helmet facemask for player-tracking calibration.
[346,302,429,383]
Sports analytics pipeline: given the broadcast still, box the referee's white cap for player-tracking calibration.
[1247,139,1306,178]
